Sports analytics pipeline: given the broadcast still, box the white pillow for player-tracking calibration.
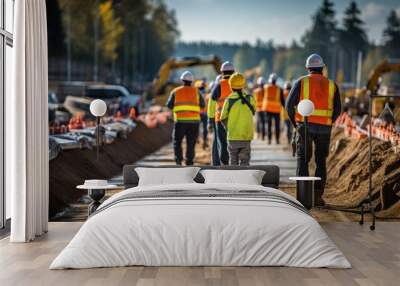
[200,169,266,185]
[135,167,200,186]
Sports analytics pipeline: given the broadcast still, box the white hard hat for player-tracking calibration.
[220,61,235,73]
[269,73,278,83]
[257,77,266,86]
[180,71,194,82]
[305,53,325,69]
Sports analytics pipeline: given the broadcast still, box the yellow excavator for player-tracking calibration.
[366,59,400,118]
[150,55,222,105]
[345,59,400,119]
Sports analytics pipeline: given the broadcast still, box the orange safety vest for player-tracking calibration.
[295,74,335,125]
[262,84,281,113]
[281,89,290,120]
[215,78,232,122]
[253,87,264,112]
[173,86,200,122]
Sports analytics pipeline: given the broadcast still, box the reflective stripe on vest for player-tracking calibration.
[295,76,335,125]
[173,86,200,122]
[281,89,289,120]
[215,78,232,122]
[253,87,264,111]
[263,84,281,113]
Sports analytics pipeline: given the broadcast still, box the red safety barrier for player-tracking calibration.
[337,112,400,146]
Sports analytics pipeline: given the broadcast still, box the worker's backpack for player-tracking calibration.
[227,93,255,115]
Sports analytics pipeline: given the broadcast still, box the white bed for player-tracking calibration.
[50,183,351,269]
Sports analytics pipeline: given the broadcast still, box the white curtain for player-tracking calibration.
[8,0,49,242]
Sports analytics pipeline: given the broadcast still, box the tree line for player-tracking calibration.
[47,0,179,90]
[175,0,400,86]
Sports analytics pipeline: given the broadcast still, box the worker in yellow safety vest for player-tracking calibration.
[253,77,266,140]
[166,71,205,165]
[281,81,293,144]
[221,73,256,166]
[285,54,342,206]
[262,73,285,144]
[209,62,235,165]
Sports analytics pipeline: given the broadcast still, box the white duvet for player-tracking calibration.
[50,183,351,269]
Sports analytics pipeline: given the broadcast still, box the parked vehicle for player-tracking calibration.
[64,84,142,117]
[48,92,71,124]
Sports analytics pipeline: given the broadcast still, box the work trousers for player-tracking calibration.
[215,121,229,165]
[228,141,251,166]
[266,112,280,144]
[173,122,199,166]
[296,124,331,194]
[256,111,265,140]
[200,113,208,144]
[284,119,293,144]
[210,121,220,166]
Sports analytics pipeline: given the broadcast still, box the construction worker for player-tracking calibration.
[196,79,209,149]
[221,73,256,166]
[166,71,205,166]
[253,77,266,140]
[210,61,235,165]
[285,54,341,206]
[208,76,222,165]
[282,81,293,144]
[263,73,285,144]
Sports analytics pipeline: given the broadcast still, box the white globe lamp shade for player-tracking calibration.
[90,99,107,117]
[298,99,315,117]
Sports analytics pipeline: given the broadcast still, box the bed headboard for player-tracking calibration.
[122,165,280,189]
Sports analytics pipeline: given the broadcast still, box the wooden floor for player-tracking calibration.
[1,222,399,286]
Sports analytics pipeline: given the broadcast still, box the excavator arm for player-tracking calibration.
[366,59,400,92]
[365,59,400,118]
[153,55,222,95]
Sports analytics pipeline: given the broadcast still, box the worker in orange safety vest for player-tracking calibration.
[281,81,293,144]
[210,61,235,165]
[166,71,205,165]
[262,73,285,144]
[253,77,266,140]
[285,54,342,206]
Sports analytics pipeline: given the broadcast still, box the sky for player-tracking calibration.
[164,0,400,45]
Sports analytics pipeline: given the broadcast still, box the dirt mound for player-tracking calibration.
[49,121,173,218]
[324,128,400,217]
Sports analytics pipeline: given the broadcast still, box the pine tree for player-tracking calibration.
[339,1,368,52]
[302,0,337,76]
[338,1,368,82]
[383,10,400,57]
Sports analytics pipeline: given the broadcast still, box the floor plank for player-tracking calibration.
[1,222,399,286]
